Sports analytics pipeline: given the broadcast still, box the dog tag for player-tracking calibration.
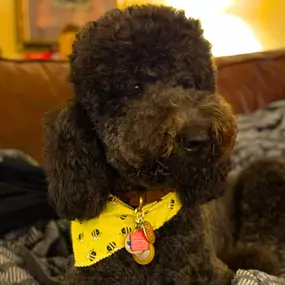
[142,221,155,244]
[124,234,143,255]
[133,243,155,265]
[130,230,149,251]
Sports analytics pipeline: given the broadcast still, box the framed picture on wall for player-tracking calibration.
[15,0,115,51]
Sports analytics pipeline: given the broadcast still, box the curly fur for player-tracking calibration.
[41,4,280,285]
[223,243,280,276]
[235,158,285,243]
[226,158,285,275]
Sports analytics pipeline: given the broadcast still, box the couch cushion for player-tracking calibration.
[216,49,285,114]
[0,60,72,163]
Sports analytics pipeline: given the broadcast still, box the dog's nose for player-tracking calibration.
[180,127,210,152]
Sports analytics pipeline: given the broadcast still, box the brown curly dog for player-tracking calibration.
[42,4,277,285]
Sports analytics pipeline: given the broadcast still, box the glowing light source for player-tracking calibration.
[166,0,262,56]
[166,0,233,18]
[200,13,262,56]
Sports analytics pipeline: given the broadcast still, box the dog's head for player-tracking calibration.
[44,5,237,220]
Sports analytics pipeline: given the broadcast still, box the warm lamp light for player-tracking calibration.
[115,0,262,56]
[166,0,233,18]
[201,13,262,56]
[166,0,262,56]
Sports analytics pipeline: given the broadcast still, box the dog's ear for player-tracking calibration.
[43,101,112,221]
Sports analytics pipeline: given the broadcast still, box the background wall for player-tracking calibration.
[0,0,116,59]
[0,0,20,58]
[230,0,285,51]
[0,0,284,59]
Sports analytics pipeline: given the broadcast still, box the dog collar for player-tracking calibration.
[116,187,175,208]
[71,192,182,267]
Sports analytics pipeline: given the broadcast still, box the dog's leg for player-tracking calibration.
[222,242,280,276]
[202,175,237,284]
[213,258,234,285]
[224,158,285,276]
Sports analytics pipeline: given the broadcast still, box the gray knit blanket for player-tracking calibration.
[2,99,285,284]
[0,219,72,285]
[232,270,285,285]
[232,99,285,174]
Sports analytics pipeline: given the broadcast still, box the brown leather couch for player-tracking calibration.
[0,60,72,163]
[1,49,285,163]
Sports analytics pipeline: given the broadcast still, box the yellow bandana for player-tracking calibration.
[71,192,182,267]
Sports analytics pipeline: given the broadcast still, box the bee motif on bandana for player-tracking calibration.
[107,242,118,253]
[77,233,84,243]
[87,249,97,262]
[121,226,132,236]
[119,215,128,220]
[168,199,175,210]
[91,229,101,240]
[108,196,118,205]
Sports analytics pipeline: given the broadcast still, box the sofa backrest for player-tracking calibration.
[0,59,72,163]
[216,49,285,114]
[0,49,285,163]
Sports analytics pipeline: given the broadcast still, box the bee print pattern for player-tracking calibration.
[86,249,97,262]
[108,196,118,205]
[91,229,101,240]
[107,242,117,253]
[120,215,128,220]
[121,226,132,235]
[168,199,175,209]
[77,233,84,243]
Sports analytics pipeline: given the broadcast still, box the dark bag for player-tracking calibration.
[0,151,57,237]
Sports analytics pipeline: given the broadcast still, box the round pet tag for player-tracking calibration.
[133,243,155,265]
[124,234,143,255]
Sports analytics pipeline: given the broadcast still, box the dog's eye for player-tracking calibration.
[128,83,143,96]
[178,77,194,89]
[134,83,143,92]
